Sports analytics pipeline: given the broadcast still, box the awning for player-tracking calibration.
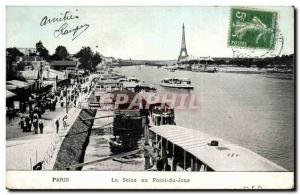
[6,90,17,99]
[6,80,32,89]
[149,125,286,171]
[6,84,17,90]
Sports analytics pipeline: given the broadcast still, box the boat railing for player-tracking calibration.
[114,109,142,117]
[144,125,287,172]
[150,109,175,126]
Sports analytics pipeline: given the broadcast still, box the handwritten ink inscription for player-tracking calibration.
[40,10,89,41]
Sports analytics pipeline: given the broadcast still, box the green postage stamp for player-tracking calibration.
[229,8,277,49]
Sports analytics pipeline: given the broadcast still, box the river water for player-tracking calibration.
[116,66,294,171]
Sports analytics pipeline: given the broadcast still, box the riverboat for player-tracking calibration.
[160,78,193,89]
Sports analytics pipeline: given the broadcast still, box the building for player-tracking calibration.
[18,70,41,91]
[17,48,37,56]
[50,60,78,71]
[43,67,66,81]
[16,56,47,71]
[102,57,114,64]
[42,67,68,90]
[100,56,117,67]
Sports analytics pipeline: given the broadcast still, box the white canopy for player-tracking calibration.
[150,125,286,171]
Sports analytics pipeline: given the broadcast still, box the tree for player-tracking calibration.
[52,45,69,60]
[6,47,24,80]
[91,52,102,71]
[74,47,102,71]
[6,47,24,63]
[36,41,49,60]
[74,47,93,70]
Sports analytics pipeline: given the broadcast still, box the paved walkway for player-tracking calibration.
[6,106,81,170]
[6,75,96,170]
[6,106,67,140]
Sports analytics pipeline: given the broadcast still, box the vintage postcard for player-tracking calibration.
[5,6,295,190]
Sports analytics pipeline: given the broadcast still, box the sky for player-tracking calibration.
[6,6,294,60]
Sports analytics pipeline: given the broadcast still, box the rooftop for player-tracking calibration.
[149,125,287,172]
[6,90,17,98]
[50,60,77,66]
[19,70,40,80]
[6,80,33,90]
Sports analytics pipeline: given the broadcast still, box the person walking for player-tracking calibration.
[33,117,38,134]
[39,121,44,134]
[55,118,60,134]
[29,110,34,123]
[27,121,32,132]
[73,98,77,108]
[24,116,30,132]
[62,115,68,131]
[53,100,57,111]
[37,107,42,118]
[19,116,25,132]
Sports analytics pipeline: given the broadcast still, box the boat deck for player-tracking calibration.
[149,125,287,171]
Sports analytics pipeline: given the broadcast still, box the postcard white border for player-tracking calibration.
[1,0,298,192]
[6,171,294,190]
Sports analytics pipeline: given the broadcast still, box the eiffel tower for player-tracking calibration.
[178,23,189,61]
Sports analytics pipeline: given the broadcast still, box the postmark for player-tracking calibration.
[231,27,284,58]
[229,8,277,49]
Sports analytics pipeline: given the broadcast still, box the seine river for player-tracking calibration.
[116,66,294,171]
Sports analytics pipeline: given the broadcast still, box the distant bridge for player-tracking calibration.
[117,59,177,66]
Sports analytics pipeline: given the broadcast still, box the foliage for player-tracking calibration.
[6,47,24,62]
[36,41,49,60]
[6,47,24,80]
[52,45,70,61]
[91,52,102,71]
[74,47,102,71]
[182,54,294,69]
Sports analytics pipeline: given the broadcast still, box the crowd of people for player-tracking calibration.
[16,92,60,133]
[7,75,94,136]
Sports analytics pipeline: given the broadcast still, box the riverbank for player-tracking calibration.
[218,66,293,75]
[53,109,97,170]
[82,110,145,171]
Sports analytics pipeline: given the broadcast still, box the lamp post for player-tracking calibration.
[65,86,68,114]
[65,69,69,114]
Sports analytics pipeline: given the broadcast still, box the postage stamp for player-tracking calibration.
[229,8,277,49]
